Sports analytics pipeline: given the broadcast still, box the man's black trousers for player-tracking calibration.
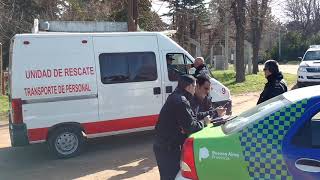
[153,144,181,180]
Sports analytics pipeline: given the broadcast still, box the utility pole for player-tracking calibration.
[278,25,281,61]
[0,43,2,95]
[128,0,138,31]
[224,15,229,70]
[224,0,230,70]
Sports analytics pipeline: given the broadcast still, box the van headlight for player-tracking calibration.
[298,66,307,72]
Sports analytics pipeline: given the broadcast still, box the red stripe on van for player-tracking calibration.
[27,114,158,142]
[83,115,159,134]
[28,128,49,141]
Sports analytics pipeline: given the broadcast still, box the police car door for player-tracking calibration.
[283,103,320,179]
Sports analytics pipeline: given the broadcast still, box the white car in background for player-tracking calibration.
[297,45,320,87]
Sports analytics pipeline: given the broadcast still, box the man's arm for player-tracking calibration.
[176,99,205,135]
[196,97,218,119]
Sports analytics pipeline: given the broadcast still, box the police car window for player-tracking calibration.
[222,95,291,134]
[304,51,320,61]
[166,53,188,81]
[292,111,320,148]
[99,52,157,84]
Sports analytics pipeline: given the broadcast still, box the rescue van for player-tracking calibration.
[176,85,320,180]
[8,32,231,158]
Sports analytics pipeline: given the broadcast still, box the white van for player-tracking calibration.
[8,32,231,158]
[297,45,320,87]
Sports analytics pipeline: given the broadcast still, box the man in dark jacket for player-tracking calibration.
[192,75,226,120]
[193,57,211,78]
[257,60,288,104]
[154,75,206,180]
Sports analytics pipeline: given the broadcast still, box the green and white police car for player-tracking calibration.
[176,85,320,180]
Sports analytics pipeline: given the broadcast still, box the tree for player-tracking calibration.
[231,0,246,82]
[248,0,270,74]
[285,0,320,37]
[0,0,166,70]
[162,0,208,56]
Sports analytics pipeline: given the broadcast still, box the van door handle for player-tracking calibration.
[166,86,173,93]
[153,87,161,95]
[295,158,320,172]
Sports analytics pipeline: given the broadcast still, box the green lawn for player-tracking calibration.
[0,96,8,113]
[212,70,297,95]
[0,96,9,121]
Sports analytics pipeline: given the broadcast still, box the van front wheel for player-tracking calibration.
[48,126,84,158]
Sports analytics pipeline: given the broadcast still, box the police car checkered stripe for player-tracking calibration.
[239,99,308,180]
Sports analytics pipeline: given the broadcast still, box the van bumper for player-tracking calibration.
[9,114,29,147]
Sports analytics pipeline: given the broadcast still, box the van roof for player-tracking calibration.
[14,32,165,38]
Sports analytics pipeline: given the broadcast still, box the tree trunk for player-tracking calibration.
[232,0,246,83]
[251,0,269,74]
[252,32,261,73]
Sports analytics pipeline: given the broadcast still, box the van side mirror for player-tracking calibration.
[298,57,303,61]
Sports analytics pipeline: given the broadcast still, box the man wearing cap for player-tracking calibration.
[153,75,208,180]
[167,54,184,81]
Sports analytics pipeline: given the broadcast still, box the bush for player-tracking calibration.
[266,31,320,62]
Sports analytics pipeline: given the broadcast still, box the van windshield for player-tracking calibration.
[304,51,320,61]
[222,95,291,134]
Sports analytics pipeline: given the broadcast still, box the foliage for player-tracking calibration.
[267,32,320,61]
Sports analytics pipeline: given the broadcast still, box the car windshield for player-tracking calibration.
[304,51,320,61]
[222,95,291,134]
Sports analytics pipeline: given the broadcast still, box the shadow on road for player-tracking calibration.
[0,130,157,180]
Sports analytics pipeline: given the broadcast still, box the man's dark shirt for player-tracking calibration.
[155,88,205,148]
[194,64,211,77]
[192,95,218,120]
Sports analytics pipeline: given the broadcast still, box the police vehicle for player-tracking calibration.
[176,85,320,180]
[297,45,320,87]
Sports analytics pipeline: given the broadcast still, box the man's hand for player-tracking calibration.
[216,107,227,117]
[203,115,212,125]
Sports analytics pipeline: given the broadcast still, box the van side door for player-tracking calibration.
[92,35,163,136]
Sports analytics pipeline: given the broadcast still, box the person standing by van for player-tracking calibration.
[193,75,226,120]
[153,75,207,180]
[192,57,211,77]
[257,60,288,104]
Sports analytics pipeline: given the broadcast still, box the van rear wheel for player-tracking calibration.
[48,126,84,158]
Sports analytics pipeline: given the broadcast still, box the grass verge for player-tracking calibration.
[0,96,9,121]
[212,70,297,95]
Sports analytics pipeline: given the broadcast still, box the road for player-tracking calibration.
[259,64,298,75]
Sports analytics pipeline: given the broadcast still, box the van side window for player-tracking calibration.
[99,52,157,84]
[292,111,320,148]
[166,53,188,81]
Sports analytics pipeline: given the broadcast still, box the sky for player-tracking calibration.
[151,0,289,24]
